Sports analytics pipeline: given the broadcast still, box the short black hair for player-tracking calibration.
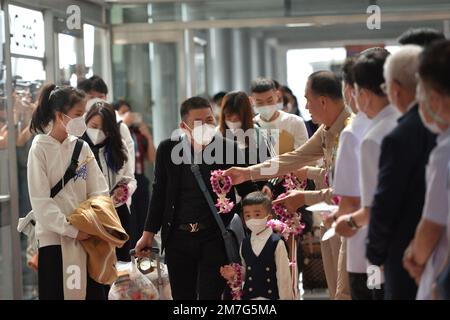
[341,57,356,86]
[419,39,450,96]
[180,96,212,120]
[112,99,131,111]
[353,47,390,96]
[242,191,273,214]
[250,78,276,93]
[398,28,446,47]
[308,70,343,100]
[212,91,227,104]
[89,75,108,95]
[77,78,92,93]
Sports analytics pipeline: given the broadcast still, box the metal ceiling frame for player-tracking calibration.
[112,10,450,44]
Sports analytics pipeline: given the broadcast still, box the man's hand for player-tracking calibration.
[335,214,357,238]
[272,190,305,213]
[223,167,251,185]
[220,265,236,281]
[323,211,337,229]
[403,241,425,284]
[135,231,155,257]
[294,167,309,181]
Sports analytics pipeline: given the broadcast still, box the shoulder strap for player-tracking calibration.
[190,164,228,236]
[50,139,84,198]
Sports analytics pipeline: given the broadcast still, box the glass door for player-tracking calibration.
[112,32,185,146]
[58,33,84,87]
[1,3,27,300]
[194,37,208,97]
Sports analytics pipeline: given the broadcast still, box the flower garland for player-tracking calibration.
[282,172,307,191]
[210,170,235,214]
[112,183,130,207]
[324,172,341,205]
[271,193,305,237]
[227,263,243,300]
[267,171,306,238]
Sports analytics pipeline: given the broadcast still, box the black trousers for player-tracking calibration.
[165,229,228,300]
[349,272,373,300]
[130,174,150,248]
[38,245,108,300]
[348,272,385,300]
[384,260,418,300]
[116,204,131,262]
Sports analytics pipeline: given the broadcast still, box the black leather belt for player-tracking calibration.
[177,222,210,233]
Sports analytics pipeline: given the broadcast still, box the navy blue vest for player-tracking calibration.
[242,233,281,300]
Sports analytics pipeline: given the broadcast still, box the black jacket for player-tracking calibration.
[144,135,258,251]
[366,105,436,299]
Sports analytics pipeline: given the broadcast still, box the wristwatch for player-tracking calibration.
[346,215,360,230]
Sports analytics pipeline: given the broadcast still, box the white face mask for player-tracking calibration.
[87,128,106,145]
[418,105,443,134]
[225,120,242,132]
[417,82,446,134]
[63,114,87,137]
[246,216,269,234]
[254,104,277,121]
[184,122,216,146]
[276,102,284,110]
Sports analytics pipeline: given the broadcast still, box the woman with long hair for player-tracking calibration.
[28,84,109,299]
[82,101,137,261]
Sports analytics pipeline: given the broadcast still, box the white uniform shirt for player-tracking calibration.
[417,126,450,300]
[332,112,372,273]
[27,134,109,247]
[360,105,401,208]
[240,227,293,300]
[359,105,400,282]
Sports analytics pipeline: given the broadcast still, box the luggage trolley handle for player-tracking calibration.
[129,247,164,290]
[129,247,159,257]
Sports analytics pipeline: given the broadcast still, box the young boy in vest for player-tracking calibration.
[220,191,293,300]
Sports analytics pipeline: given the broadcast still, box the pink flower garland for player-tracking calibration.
[267,172,306,238]
[112,183,130,207]
[210,170,235,214]
[324,172,341,205]
[226,263,243,300]
[282,173,307,191]
[271,194,305,237]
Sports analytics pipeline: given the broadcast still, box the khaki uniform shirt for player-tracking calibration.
[250,108,350,205]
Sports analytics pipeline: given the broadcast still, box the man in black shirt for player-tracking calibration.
[135,97,257,299]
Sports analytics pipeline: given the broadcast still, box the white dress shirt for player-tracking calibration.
[332,111,372,273]
[417,126,450,300]
[359,105,400,282]
[360,105,401,208]
[240,227,294,300]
